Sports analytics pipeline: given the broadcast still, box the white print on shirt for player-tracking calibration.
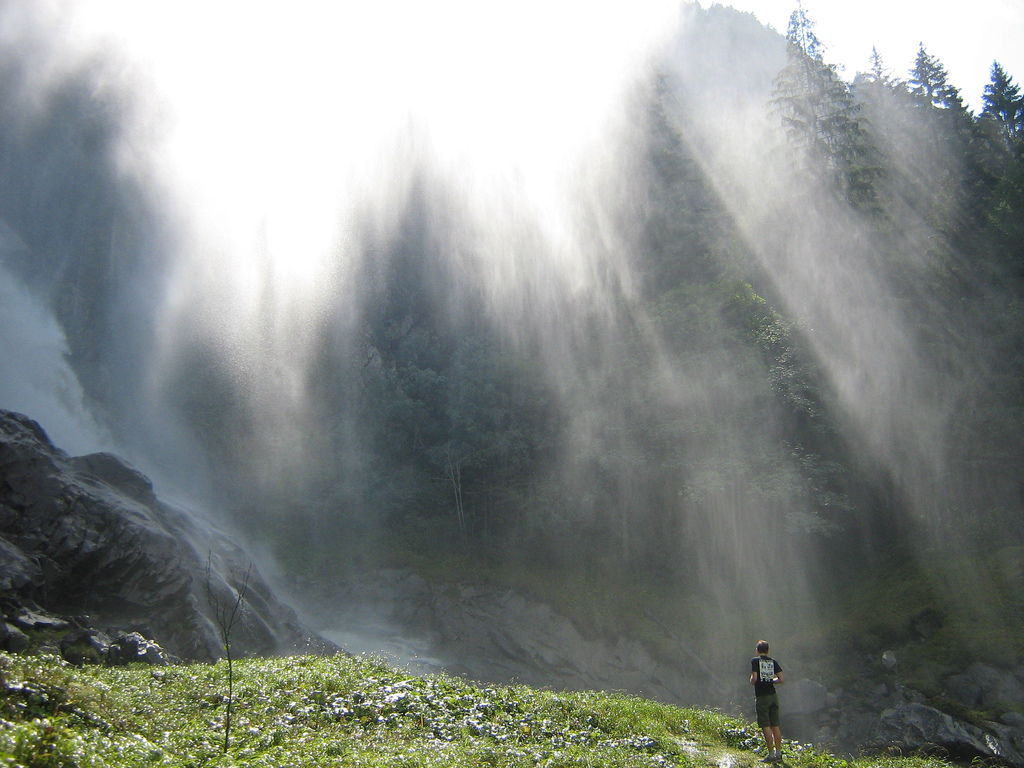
[759,659,775,682]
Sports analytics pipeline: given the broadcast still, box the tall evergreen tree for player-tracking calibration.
[867,47,896,87]
[980,61,1024,153]
[902,45,994,261]
[981,66,1024,283]
[908,44,972,124]
[770,4,882,213]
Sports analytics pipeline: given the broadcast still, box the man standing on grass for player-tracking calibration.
[750,640,785,762]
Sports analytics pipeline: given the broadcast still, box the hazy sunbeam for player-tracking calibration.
[49,0,682,295]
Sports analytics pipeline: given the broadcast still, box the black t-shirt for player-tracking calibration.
[751,655,781,696]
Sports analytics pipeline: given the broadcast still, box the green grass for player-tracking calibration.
[0,651,960,768]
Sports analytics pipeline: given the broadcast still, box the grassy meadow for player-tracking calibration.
[0,650,961,768]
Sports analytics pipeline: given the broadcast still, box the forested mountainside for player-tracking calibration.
[0,1,1022,691]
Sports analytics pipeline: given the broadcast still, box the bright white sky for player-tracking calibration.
[720,0,1024,112]
[17,0,1021,281]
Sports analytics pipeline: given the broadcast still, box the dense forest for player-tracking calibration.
[1,2,1022,675]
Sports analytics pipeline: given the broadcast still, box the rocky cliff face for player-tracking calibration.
[0,408,333,660]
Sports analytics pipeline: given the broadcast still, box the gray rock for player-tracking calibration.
[60,628,113,665]
[107,632,176,666]
[3,622,29,652]
[12,609,70,632]
[994,674,1024,706]
[68,452,155,504]
[944,662,1024,708]
[944,672,983,707]
[0,408,337,661]
[785,679,829,715]
[835,709,883,750]
[1003,712,1024,729]
[989,720,1024,759]
[873,703,1024,766]
[783,679,831,745]
[0,534,42,591]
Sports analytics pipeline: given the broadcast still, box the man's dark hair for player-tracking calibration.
[756,640,770,654]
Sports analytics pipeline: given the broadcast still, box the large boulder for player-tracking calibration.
[782,678,830,743]
[872,703,1024,766]
[0,621,29,652]
[785,678,829,716]
[944,662,1024,708]
[0,535,41,591]
[0,409,335,661]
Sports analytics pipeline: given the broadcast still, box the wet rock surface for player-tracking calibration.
[0,409,337,662]
[871,702,1024,765]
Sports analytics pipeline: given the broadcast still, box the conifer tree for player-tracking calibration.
[908,45,966,113]
[770,4,882,214]
[981,61,1024,153]
[981,63,1024,281]
[902,46,996,283]
[867,47,893,86]
[908,45,976,152]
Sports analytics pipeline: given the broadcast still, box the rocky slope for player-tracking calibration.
[0,408,333,661]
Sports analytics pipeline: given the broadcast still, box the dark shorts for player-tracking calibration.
[755,693,780,728]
